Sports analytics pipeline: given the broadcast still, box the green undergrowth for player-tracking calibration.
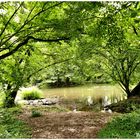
[98,110,140,138]
[31,109,42,117]
[0,107,31,138]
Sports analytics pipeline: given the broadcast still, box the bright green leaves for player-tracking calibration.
[0,2,140,98]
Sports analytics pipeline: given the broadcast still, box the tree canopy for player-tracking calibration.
[0,1,140,107]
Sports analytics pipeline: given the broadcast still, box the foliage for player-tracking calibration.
[77,2,140,96]
[0,107,31,138]
[0,2,140,107]
[0,91,5,107]
[98,110,140,138]
[31,110,42,117]
[0,1,72,107]
[21,87,43,100]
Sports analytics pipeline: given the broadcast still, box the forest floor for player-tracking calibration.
[18,106,119,138]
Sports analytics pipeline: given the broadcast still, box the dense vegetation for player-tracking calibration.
[0,107,31,138]
[98,110,140,138]
[0,1,140,107]
[0,2,140,138]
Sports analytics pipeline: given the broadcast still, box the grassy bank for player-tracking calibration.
[98,109,140,138]
[0,107,31,138]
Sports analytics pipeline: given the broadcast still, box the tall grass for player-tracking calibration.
[20,86,43,100]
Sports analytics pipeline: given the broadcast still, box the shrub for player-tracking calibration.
[21,87,43,100]
[98,110,140,138]
[31,110,42,117]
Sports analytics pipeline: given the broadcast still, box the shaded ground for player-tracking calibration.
[18,107,118,138]
[107,97,140,113]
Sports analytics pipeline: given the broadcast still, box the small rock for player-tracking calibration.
[42,99,47,104]
[68,128,76,132]
[33,100,38,105]
[38,102,43,105]
[30,102,34,105]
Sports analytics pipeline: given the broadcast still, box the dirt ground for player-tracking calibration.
[18,108,117,139]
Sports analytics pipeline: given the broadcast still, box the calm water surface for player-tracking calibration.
[43,84,126,100]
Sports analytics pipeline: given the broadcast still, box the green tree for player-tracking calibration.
[79,2,140,97]
[0,1,71,107]
[1,1,140,108]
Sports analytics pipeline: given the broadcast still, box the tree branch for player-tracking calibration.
[132,25,138,36]
[27,57,73,81]
[29,36,69,42]
[0,2,63,47]
[0,2,23,37]
[0,36,70,60]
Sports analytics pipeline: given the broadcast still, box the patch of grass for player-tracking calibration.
[0,107,31,138]
[98,110,140,138]
[21,86,43,100]
[31,110,42,117]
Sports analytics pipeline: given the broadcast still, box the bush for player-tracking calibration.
[21,87,43,100]
[98,110,140,138]
[31,110,42,117]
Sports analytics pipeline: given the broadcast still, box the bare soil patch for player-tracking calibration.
[18,107,117,138]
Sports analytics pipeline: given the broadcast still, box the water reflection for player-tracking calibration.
[43,84,127,103]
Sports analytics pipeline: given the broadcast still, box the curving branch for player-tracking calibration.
[29,36,69,42]
[26,57,73,81]
[0,36,70,60]
[0,2,63,47]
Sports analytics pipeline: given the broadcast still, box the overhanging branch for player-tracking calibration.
[29,36,69,42]
[0,36,70,60]
[27,57,73,81]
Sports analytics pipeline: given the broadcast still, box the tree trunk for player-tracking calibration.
[4,90,18,108]
[122,83,131,98]
[126,88,131,98]
[130,82,140,97]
